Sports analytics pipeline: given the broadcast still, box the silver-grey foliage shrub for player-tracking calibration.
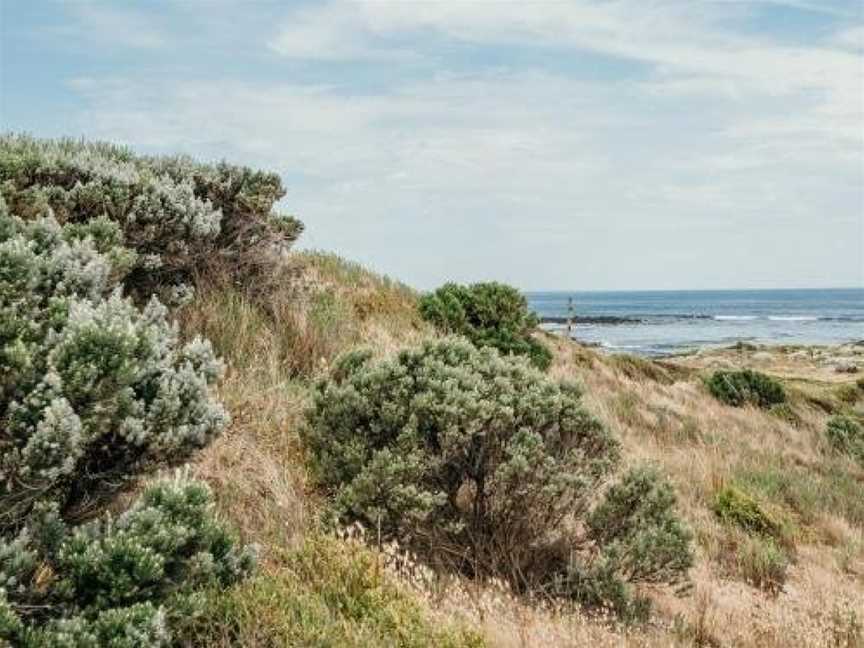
[0,134,303,297]
[0,197,249,645]
[0,478,254,647]
[304,338,693,618]
[0,202,228,527]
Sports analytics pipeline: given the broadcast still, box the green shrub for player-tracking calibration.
[304,338,692,617]
[712,486,779,537]
[706,370,786,408]
[826,416,864,465]
[0,208,228,529]
[713,486,793,592]
[418,282,551,369]
[586,467,694,587]
[556,466,694,619]
[1,478,254,647]
[0,198,249,644]
[0,134,303,298]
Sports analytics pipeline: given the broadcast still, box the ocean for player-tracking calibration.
[527,288,864,357]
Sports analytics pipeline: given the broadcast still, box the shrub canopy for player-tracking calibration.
[706,369,786,408]
[304,338,692,616]
[418,282,551,369]
[0,193,247,644]
[0,479,254,647]
[712,486,780,537]
[0,134,303,297]
[0,204,228,530]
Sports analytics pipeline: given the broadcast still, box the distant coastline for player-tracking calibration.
[539,315,642,325]
[529,287,864,357]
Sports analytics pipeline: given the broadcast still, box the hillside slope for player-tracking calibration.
[176,253,862,647]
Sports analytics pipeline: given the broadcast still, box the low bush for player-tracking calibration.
[304,338,692,618]
[826,416,864,465]
[706,370,786,408]
[712,486,779,537]
[418,282,551,369]
[713,486,792,592]
[1,478,254,647]
[0,198,249,643]
[0,206,228,529]
[0,134,303,298]
[553,466,694,619]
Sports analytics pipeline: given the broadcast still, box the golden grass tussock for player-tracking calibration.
[173,253,862,648]
[175,533,484,648]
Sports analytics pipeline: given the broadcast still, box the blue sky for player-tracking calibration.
[1,0,862,291]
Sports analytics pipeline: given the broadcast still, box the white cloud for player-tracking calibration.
[834,25,864,50]
[68,63,862,289]
[267,3,407,60]
[711,0,860,18]
[47,0,863,290]
[268,1,863,144]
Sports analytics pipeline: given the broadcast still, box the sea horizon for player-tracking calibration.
[527,287,864,356]
[525,286,862,295]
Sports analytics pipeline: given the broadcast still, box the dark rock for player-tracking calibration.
[540,315,642,325]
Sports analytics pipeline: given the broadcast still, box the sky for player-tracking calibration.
[1,0,862,291]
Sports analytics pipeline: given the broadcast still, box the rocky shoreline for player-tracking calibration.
[540,315,642,325]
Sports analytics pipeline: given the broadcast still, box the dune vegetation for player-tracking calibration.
[1,137,862,647]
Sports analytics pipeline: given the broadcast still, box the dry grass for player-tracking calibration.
[545,336,864,647]
[175,534,484,648]
[172,253,480,646]
[172,253,863,648]
[175,251,432,553]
